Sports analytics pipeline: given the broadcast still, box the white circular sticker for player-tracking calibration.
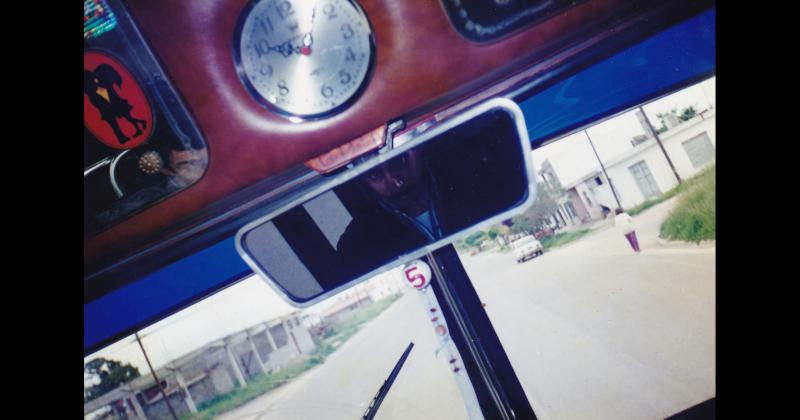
[403,259,432,290]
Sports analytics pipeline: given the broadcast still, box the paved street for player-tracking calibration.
[461,197,715,420]
[218,197,714,420]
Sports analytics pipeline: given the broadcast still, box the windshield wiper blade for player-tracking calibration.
[361,342,415,420]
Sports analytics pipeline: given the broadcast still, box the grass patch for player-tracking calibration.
[541,229,592,250]
[627,165,715,216]
[627,198,663,217]
[181,294,403,420]
[659,166,715,243]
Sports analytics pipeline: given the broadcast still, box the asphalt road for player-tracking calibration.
[219,197,715,420]
[461,197,716,420]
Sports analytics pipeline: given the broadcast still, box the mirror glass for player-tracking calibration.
[239,101,534,304]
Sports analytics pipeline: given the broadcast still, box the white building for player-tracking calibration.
[538,109,715,223]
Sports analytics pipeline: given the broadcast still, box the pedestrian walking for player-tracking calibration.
[614,208,640,252]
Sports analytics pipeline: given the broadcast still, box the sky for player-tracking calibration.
[85,76,716,385]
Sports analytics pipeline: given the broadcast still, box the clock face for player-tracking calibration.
[234,0,375,119]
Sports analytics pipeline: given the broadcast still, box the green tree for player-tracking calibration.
[84,358,141,402]
[656,108,677,132]
[509,181,564,235]
[464,230,486,248]
[486,226,499,241]
[656,105,698,132]
[678,105,698,121]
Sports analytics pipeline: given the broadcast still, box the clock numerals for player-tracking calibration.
[254,39,271,58]
[278,80,290,96]
[259,17,274,35]
[275,0,294,20]
[339,70,352,85]
[323,3,337,20]
[321,85,334,98]
[260,64,273,77]
[345,47,357,62]
[341,23,355,40]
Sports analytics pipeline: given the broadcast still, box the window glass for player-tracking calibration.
[682,133,715,168]
[85,270,481,419]
[455,78,715,419]
[629,160,662,200]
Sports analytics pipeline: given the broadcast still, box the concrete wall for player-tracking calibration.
[231,339,262,379]
[178,348,228,384]
[142,392,191,420]
[208,318,318,377]
[187,376,218,408]
[574,182,604,220]
[567,189,590,222]
[584,174,617,214]
[252,330,274,361]
[207,364,236,396]
[285,316,316,354]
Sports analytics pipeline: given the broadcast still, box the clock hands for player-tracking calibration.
[256,3,317,58]
[267,38,302,57]
[300,5,316,56]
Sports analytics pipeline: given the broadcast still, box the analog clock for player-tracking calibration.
[234,0,375,119]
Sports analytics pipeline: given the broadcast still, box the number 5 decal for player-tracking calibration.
[403,260,432,290]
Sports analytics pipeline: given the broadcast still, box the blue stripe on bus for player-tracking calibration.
[520,8,715,145]
[84,238,251,352]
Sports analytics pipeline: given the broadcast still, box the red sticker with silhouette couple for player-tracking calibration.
[84,51,153,149]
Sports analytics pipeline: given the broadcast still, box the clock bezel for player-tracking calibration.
[232,0,377,121]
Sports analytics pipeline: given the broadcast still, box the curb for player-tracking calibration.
[656,238,715,248]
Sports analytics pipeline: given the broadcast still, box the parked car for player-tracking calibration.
[512,236,544,263]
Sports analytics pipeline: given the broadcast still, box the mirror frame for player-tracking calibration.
[235,97,537,306]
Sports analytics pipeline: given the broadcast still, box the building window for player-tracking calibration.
[253,331,273,357]
[269,324,288,348]
[628,160,662,200]
[682,132,715,168]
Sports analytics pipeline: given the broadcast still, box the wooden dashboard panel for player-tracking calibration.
[85,0,631,270]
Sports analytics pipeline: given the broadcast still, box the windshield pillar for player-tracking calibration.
[427,244,537,419]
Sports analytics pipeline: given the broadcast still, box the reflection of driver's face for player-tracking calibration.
[362,151,426,214]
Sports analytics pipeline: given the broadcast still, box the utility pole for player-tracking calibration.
[638,106,682,184]
[584,130,622,210]
[136,333,179,420]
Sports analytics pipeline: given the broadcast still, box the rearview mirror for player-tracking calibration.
[237,98,536,305]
